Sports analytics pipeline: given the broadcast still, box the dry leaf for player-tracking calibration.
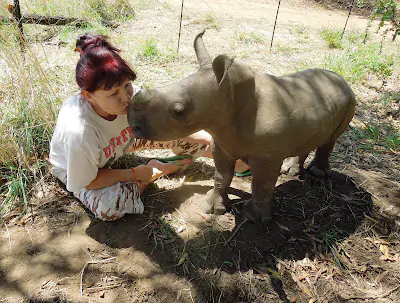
[292,273,313,297]
[375,270,389,283]
[379,244,389,256]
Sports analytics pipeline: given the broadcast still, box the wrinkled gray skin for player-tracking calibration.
[128,30,356,223]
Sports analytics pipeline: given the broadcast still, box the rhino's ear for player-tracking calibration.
[212,55,255,102]
[212,55,232,84]
[212,55,255,85]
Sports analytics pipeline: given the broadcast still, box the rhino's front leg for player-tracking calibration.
[204,141,235,215]
[243,158,281,223]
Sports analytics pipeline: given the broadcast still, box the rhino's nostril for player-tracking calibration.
[130,123,143,133]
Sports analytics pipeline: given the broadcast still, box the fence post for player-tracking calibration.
[270,0,282,51]
[341,0,355,40]
[177,0,184,54]
[10,0,26,52]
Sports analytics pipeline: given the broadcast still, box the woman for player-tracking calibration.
[49,34,249,221]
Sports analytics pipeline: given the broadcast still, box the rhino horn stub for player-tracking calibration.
[194,29,212,68]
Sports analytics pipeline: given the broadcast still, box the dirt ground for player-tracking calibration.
[1,0,400,302]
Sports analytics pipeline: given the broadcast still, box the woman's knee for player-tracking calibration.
[76,182,143,221]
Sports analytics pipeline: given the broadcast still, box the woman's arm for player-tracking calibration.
[85,159,190,190]
[85,166,152,190]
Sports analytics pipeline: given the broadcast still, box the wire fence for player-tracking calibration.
[1,0,398,54]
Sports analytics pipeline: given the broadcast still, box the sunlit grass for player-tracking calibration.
[322,42,396,83]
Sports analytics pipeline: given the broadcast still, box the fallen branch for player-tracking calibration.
[0,14,118,28]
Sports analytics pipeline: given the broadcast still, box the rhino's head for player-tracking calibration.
[128,31,222,141]
[128,30,254,141]
[127,81,204,141]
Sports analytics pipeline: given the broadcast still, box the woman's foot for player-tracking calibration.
[235,159,250,174]
[147,158,191,180]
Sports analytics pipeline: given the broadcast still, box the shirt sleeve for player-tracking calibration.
[65,123,101,192]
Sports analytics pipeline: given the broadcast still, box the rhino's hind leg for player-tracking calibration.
[243,158,281,223]
[280,155,307,176]
[306,140,334,177]
[307,108,354,177]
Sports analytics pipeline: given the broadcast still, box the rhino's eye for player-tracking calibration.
[169,102,187,120]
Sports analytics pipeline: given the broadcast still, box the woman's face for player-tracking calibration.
[82,79,133,120]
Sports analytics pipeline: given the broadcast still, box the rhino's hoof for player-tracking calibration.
[287,166,303,176]
[203,203,214,214]
[281,164,304,176]
[214,204,227,215]
[204,204,227,215]
[307,160,331,177]
[281,157,304,176]
[203,189,228,215]
[243,201,272,224]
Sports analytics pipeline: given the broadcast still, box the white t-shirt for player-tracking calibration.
[49,89,138,193]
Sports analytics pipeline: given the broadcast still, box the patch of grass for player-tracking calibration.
[319,28,343,49]
[203,13,220,30]
[86,0,135,22]
[318,228,349,270]
[290,24,310,40]
[138,38,177,63]
[22,0,135,22]
[348,120,400,152]
[293,59,315,71]
[0,23,20,46]
[322,42,395,83]
[0,37,71,217]
[161,1,172,10]
[344,29,365,44]
[140,38,160,58]
[4,0,121,45]
[132,0,159,10]
[320,27,367,49]
[380,91,400,106]
[273,41,297,54]
[238,31,265,44]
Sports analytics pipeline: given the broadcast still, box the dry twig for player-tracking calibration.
[224,218,248,247]
[80,257,116,296]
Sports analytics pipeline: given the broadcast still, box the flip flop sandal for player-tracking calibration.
[234,169,252,177]
[155,154,193,174]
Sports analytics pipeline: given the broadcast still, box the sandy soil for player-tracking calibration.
[1,0,400,302]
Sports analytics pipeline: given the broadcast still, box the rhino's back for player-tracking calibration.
[243,69,355,156]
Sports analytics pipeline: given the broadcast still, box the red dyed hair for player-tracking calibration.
[75,34,136,92]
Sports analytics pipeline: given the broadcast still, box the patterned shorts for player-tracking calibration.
[53,139,209,221]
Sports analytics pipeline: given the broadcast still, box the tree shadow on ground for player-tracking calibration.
[86,170,378,302]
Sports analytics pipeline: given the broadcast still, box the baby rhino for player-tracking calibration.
[128,30,356,223]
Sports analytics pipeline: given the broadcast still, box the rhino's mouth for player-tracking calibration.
[129,121,147,139]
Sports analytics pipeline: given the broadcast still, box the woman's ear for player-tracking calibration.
[81,90,94,103]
